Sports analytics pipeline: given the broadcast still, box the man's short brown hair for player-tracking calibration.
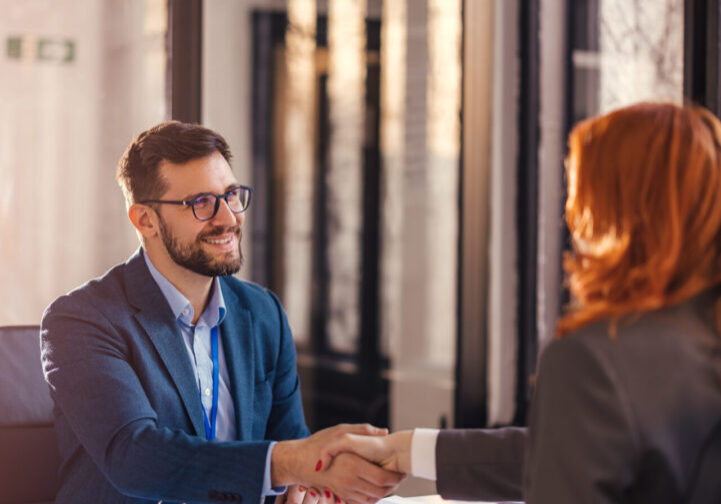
[116,121,232,205]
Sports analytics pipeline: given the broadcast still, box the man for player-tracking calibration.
[41,121,402,504]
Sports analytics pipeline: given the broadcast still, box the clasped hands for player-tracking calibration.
[271,425,413,504]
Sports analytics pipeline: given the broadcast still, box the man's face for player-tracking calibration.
[154,151,245,277]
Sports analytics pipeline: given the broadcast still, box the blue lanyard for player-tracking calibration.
[199,326,220,441]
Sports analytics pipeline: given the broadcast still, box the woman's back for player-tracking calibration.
[526,291,721,503]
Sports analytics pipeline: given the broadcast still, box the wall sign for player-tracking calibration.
[6,36,75,63]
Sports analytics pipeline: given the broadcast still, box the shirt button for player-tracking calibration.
[204,387,211,396]
[183,308,190,315]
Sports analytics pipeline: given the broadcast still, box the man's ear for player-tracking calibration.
[128,203,160,240]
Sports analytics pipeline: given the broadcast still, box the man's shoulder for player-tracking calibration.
[43,260,133,322]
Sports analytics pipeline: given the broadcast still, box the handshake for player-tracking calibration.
[271,424,415,504]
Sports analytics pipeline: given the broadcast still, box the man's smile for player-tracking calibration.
[202,235,234,245]
[198,226,242,253]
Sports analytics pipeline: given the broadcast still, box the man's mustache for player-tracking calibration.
[198,226,242,240]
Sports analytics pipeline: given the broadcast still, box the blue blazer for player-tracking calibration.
[41,250,309,504]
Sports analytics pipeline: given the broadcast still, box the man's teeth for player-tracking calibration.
[204,236,232,244]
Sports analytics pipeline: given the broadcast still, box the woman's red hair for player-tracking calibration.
[557,102,721,336]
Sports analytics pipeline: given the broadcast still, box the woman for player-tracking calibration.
[321,103,721,503]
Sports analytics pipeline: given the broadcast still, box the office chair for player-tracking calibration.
[0,325,60,504]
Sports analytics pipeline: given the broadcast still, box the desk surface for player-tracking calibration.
[382,494,523,504]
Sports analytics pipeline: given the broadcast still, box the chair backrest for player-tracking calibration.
[686,418,721,504]
[0,325,60,504]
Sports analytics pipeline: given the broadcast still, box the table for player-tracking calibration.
[381,494,523,504]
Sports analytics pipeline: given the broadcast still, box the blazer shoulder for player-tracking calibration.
[42,261,129,324]
[556,298,717,365]
[537,323,635,421]
[540,320,644,398]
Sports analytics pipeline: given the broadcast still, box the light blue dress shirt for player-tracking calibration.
[143,250,281,499]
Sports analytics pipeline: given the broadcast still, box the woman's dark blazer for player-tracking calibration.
[436,291,721,503]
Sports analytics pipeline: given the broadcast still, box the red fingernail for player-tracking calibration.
[335,498,341,504]
[324,490,330,499]
[315,460,322,471]
[299,486,306,492]
[310,491,317,498]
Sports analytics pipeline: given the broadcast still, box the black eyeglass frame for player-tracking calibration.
[140,184,253,222]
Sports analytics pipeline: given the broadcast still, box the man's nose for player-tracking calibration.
[211,197,242,226]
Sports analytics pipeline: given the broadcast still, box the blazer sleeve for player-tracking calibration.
[263,290,311,441]
[436,427,527,501]
[524,337,637,504]
[41,293,271,504]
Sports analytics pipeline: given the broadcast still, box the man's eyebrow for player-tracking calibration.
[180,184,240,201]
[179,191,207,202]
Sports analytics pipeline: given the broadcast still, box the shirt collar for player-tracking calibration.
[142,248,227,328]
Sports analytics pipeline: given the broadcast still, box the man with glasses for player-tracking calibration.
[40,121,402,504]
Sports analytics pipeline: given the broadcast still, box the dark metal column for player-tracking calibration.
[514,0,540,425]
[684,0,721,116]
[167,0,203,123]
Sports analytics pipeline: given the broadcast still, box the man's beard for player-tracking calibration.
[158,215,243,277]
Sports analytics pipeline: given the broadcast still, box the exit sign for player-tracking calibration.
[6,36,75,63]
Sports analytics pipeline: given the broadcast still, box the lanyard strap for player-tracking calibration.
[200,325,220,441]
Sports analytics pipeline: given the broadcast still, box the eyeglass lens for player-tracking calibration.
[193,187,250,220]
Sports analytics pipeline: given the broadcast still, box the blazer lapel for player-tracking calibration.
[219,280,255,441]
[124,249,206,438]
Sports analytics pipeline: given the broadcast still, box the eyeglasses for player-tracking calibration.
[140,185,253,222]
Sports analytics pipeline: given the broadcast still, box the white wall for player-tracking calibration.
[0,0,166,325]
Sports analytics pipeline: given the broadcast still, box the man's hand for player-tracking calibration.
[317,430,413,474]
[271,424,405,504]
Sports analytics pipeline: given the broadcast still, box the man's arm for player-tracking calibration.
[263,290,311,442]
[260,288,406,504]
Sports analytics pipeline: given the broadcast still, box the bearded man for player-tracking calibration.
[40,122,402,504]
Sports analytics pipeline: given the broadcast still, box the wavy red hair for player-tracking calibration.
[557,102,721,336]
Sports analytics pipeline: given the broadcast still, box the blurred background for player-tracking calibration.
[0,0,715,494]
